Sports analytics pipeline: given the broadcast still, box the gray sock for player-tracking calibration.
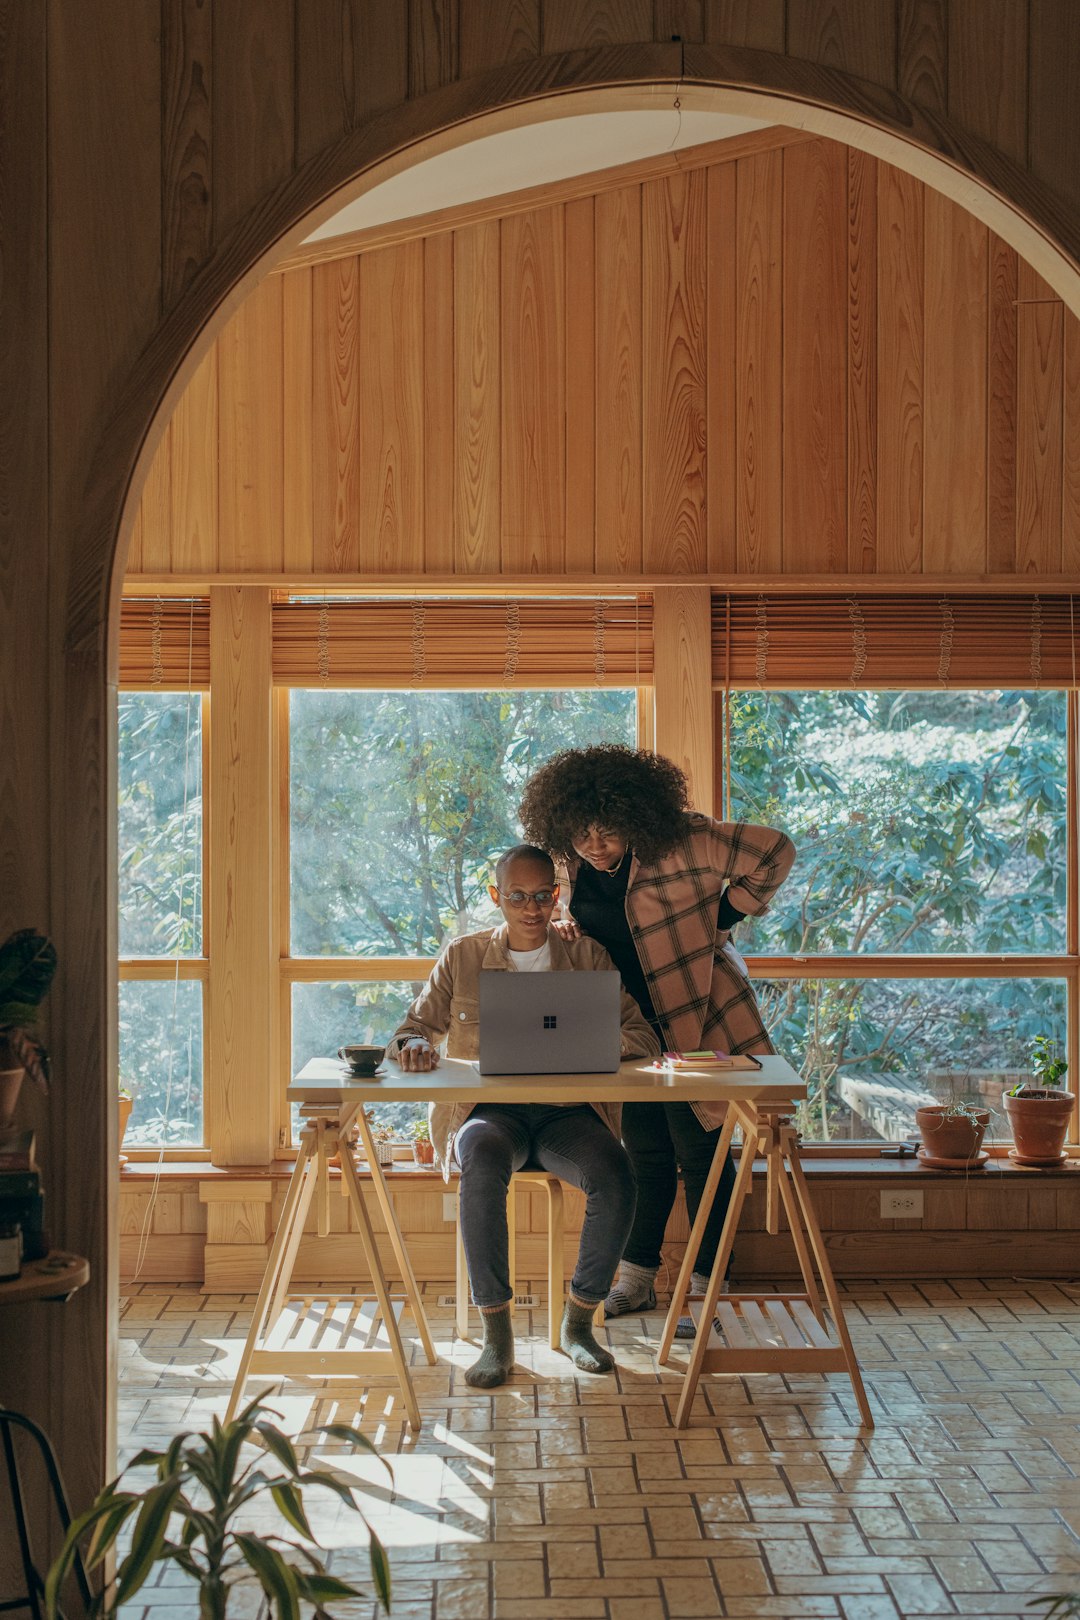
[561,1296,615,1374]
[603,1260,657,1319]
[465,1304,514,1388]
[675,1270,729,1339]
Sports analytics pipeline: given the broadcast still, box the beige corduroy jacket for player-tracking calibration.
[386,924,659,1178]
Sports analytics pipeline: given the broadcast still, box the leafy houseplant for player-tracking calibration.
[1004,1036,1074,1165]
[915,1100,990,1165]
[0,929,58,1129]
[45,1396,391,1619]
[411,1117,435,1167]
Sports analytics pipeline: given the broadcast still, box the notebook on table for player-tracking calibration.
[476,969,622,1075]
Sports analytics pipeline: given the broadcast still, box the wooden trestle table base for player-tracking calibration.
[224,1055,872,1432]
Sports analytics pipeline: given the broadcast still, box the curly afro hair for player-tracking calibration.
[518,744,691,865]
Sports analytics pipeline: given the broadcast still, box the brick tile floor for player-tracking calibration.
[116,1279,1080,1618]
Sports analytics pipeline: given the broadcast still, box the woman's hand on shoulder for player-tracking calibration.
[399,1038,440,1072]
[550,917,582,942]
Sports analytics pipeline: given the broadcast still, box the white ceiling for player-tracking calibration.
[306,108,771,242]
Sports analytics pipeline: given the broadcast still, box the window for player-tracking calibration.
[118,690,206,1146]
[726,688,1070,1145]
[284,687,638,1134]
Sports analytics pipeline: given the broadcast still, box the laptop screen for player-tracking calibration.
[476,970,622,1075]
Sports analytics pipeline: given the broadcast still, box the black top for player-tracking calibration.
[569,856,749,1041]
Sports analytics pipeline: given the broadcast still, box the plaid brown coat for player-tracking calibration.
[559,815,796,1128]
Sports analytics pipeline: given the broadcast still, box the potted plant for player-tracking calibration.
[915,1099,991,1166]
[366,1114,399,1168]
[411,1116,435,1166]
[46,1395,391,1618]
[0,929,57,1129]
[1004,1036,1074,1165]
[118,1083,134,1167]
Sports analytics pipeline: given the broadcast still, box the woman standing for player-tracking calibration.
[518,744,795,1321]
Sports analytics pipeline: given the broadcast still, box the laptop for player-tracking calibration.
[476,970,622,1075]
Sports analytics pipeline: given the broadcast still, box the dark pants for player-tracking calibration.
[620,1101,736,1277]
[455,1102,636,1309]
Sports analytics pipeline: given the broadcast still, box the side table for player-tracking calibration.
[1,1252,93,1619]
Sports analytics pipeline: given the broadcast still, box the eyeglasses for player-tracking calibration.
[496,887,559,908]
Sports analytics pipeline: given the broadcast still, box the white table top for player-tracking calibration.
[289,1054,806,1108]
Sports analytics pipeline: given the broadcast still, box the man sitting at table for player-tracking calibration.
[387,843,659,1389]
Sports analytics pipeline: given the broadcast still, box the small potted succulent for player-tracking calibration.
[411,1116,435,1166]
[0,929,57,1129]
[1004,1036,1074,1165]
[915,1099,991,1166]
[365,1115,399,1168]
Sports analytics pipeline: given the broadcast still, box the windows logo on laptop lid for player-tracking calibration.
[476,971,622,1075]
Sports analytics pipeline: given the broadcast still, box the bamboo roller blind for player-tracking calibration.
[270,598,653,687]
[712,595,1080,688]
[119,598,211,688]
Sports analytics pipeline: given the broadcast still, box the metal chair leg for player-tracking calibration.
[0,1408,93,1618]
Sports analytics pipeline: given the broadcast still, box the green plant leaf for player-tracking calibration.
[295,1468,363,1512]
[315,1422,392,1477]
[295,1571,366,1604]
[270,1482,318,1544]
[113,1476,183,1607]
[85,1495,141,1568]
[0,929,57,1012]
[255,1420,302,1477]
[369,1530,392,1612]
[45,1497,133,1619]
[233,1532,301,1620]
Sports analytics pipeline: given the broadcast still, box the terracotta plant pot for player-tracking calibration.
[0,1068,24,1130]
[412,1139,435,1166]
[915,1104,989,1163]
[1003,1087,1075,1165]
[118,1093,133,1167]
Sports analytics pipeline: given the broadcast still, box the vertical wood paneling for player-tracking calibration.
[897,0,948,112]
[706,162,737,572]
[423,232,456,572]
[501,207,565,574]
[212,0,293,242]
[564,197,596,574]
[594,185,642,576]
[1064,310,1080,573]
[643,170,707,574]
[786,0,897,84]
[1029,0,1080,194]
[704,2,785,48]
[783,140,847,575]
[455,221,501,572]
[282,268,314,572]
[219,275,284,571]
[543,0,651,49]
[359,241,426,572]
[459,0,538,73]
[162,0,212,306]
[208,588,275,1165]
[847,150,878,572]
[652,589,714,814]
[877,164,924,571]
[139,430,173,571]
[736,149,783,574]
[923,192,988,573]
[171,344,218,572]
[1016,261,1064,574]
[296,0,408,162]
[311,258,359,572]
[409,0,459,96]
[948,0,1029,164]
[987,236,1019,572]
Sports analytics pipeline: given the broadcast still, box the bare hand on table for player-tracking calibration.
[398,1038,440,1072]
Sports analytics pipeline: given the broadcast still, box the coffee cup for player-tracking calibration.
[338,1044,385,1075]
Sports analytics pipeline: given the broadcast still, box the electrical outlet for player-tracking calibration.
[442,1192,458,1223]
[880,1189,924,1219]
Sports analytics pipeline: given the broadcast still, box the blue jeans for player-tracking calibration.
[619,1101,736,1277]
[455,1102,636,1309]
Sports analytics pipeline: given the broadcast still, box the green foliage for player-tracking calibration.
[1008,1033,1070,1094]
[728,689,1068,1140]
[0,928,57,1090]
[45,1396,391,1619]
[1028,1598,1080,1617]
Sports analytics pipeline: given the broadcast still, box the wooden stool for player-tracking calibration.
[454,1170,605,1349]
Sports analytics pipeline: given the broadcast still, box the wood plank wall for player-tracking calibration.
[7,0,1080,1566]
[129,135,1080,585]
